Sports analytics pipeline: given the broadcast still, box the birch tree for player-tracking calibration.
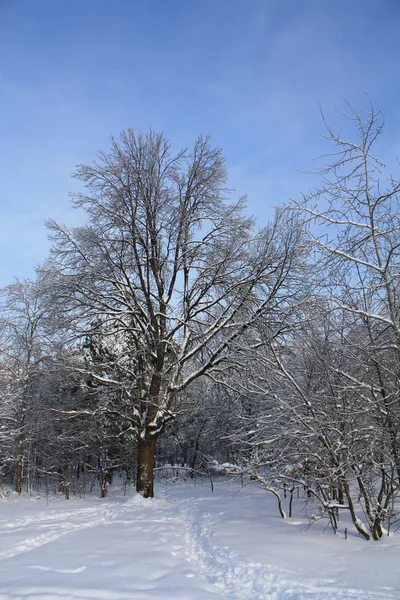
[43,129,303,497]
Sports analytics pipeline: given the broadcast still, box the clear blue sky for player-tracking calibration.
[1,0,399,285]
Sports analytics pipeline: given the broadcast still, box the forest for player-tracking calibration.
[1,101,400,543]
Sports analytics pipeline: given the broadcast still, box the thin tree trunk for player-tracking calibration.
[288,487,294,518]
[15,431,24,495]
[136,436,156,498]
[15,353,30,495]
[100,470,107,498]
[343,480,370,540]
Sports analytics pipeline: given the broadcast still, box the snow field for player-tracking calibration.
[0,480,398,599]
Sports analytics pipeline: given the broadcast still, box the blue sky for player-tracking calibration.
[1,0,399,285]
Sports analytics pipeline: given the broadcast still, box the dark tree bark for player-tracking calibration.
[136,436,156,498]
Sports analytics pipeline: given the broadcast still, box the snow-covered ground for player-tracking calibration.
[0,479,399,599]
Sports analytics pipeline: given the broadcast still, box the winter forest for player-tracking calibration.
[2,100,400,553]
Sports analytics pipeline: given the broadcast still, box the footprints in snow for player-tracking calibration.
[175,501,390,600]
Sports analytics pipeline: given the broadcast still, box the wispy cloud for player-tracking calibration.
[1,0,399,284]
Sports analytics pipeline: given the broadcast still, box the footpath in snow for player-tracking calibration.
[0,480,398,599]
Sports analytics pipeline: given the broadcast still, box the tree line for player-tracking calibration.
[1,100,400,540]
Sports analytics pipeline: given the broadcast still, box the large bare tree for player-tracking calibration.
[43,129,302,497]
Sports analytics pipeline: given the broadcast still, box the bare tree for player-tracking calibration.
[293,98,400,348]
[0,279,48,493]
[42,129,302,497]
[224,101,400,541]
[293,98,400,510]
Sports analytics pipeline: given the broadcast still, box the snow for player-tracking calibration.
[0,480,399,599]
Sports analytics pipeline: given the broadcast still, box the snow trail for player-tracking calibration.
[0,483,398,599]
[0,502,122,561]
[163,486,398,600]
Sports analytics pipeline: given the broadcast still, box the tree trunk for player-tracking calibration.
[136,436,156,498]
[343,480,370,540]
[100,470,107,498]
[15,387,28,495]
[15,431,24,495]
